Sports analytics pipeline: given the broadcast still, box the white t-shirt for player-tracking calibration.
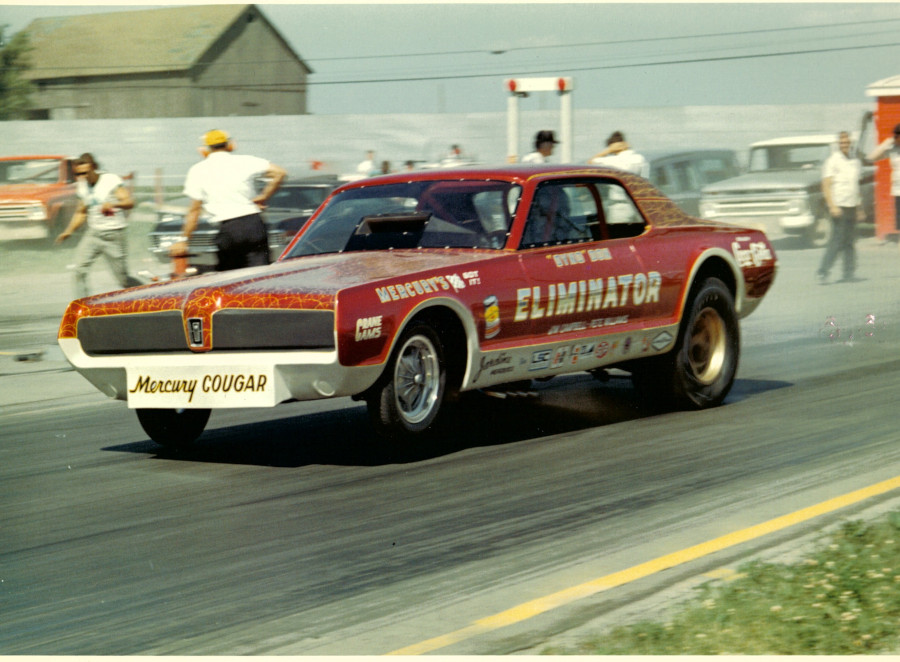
[822,151,861,208]
[183,151,271,223]
[521,151,547,164]
[591,149,650,178]
[77,172,127,231]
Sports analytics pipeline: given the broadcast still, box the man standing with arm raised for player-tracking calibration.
[172,129,287,271]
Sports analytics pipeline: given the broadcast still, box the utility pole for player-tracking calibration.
[505,77,574,163]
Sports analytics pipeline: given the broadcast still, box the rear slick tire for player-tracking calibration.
[633,277,739,410]
[136,408,211,449]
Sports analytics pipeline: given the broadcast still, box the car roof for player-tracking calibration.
[642,148,737,164]
[282,174,340,187]
[750,134,840,147]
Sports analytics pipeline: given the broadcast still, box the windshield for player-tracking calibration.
[0,159,63,185]
[285,179,521,257]
[748,144,832,172]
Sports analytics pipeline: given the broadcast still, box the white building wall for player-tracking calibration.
[0,103,869,192]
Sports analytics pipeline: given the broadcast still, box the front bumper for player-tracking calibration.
[58,337,383,408]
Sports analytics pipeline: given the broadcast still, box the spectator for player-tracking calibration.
[867,122,900,242]
[818,131,864,283]
[357,150,377,177]
[522,130,559,164]
[173,129,286,271]
[56,152,137,298]
[590,131,649,177]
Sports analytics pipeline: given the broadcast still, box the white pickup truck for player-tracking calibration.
[698,130,875,248]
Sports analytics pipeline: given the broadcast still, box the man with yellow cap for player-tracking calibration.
[171,129,287,271]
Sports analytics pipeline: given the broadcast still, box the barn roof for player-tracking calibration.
[22,4,310,80]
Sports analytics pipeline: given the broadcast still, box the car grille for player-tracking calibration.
[705,196,797,218]
[78,309,335,355]
[0,204,34,222]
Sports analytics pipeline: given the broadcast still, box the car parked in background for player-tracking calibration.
[147,175,338,269]
[698,134,875,247]
[60,164,777,448]
[0,155,79,242]
[646,149,741,217]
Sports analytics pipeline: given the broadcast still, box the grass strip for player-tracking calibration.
[547,512,900,654]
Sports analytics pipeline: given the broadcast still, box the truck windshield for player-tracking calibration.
[0,159,62,184]
[748,144,832,172]
[284,179,521,257]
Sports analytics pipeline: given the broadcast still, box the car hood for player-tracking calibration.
[702,169,820,194]
[0,183,66,200]
[68,249,499,313]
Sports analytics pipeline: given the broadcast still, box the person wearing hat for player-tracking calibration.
[589,130,649,178]
[172,129,287,271]
[521,130,559,164]
[867,123,900,242]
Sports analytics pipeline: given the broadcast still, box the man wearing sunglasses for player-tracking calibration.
[56,153,136,298]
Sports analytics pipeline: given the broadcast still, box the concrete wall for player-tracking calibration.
[0,102,870,193]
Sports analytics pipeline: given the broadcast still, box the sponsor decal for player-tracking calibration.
[473,352,513,382]
[355,315,383,341]
[463,270,481,286]
[651,331,674,351]
[374,272,467,303]
[570,343,595,365]
[550,346,570,368]
[483,295,500,339]
[594,341,611,359]
[530,349,553,371]
[514,271,661,322]
[731,240,773,268]
[622,337,632,354]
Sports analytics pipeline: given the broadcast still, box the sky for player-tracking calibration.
[3,2,900,115]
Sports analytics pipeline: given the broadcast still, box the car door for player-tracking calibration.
[515,179,648,354]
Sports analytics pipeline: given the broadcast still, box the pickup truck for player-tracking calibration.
[0,155,79,242]
[698,134,875,247]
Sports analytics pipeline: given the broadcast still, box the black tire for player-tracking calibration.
[633,277,739,410]
[366,323,447,439]
[136,408,211,449]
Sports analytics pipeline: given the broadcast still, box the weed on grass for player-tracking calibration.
[547,511,900,654]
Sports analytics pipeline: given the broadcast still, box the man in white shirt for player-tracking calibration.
[818,131,864,283]
[521,130,558,164]
[589,131,649,178]
[56,153,136,298]
[173,129,286,271]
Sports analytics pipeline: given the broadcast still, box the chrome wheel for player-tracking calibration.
[687,307,727,385]
[393,334,441,426]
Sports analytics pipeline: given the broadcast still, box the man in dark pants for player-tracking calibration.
[172,129,286,271]
[817,131,864,283]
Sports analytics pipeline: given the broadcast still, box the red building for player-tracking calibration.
[866,75,900,239]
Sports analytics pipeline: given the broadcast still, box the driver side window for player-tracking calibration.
[520,183,598,248]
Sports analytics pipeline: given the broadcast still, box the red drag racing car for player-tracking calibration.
[58,165,777,447]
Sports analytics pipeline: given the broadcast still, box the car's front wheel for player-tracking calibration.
[136,408,211,449]
[633,277,739,409]
[366,323,446,439]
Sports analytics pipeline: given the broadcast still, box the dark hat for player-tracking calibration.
[535,130,559,147]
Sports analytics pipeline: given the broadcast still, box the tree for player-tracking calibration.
[0,26,35,120]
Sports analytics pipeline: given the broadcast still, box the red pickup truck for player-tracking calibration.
[0,155,79,242]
